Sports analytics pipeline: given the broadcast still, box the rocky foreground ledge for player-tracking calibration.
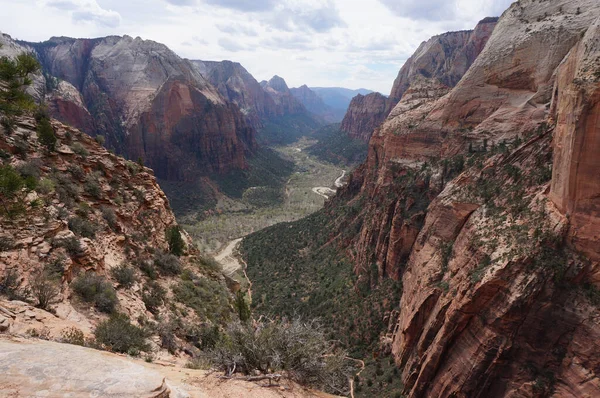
[0,336,337,398]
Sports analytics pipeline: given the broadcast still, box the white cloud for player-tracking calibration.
[0,0,514,92]
[45,0,121,27]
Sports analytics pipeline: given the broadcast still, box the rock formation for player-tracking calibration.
[340,92,392,141]
[0,114,234,355]
[260,75,307,115]
[15,35,256,181]
[336,17,497,145]
[326,1,600,396]
[190,60,279,129]
[290,85,342,123]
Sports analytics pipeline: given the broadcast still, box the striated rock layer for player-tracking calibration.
[340,92,392,141]
[323,0,600,397]
[337,17,497,144]
[18,35,256,181]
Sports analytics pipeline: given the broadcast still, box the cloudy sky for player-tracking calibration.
[1,0,513,93]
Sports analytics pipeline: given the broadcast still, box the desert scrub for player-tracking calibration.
[172,272,231,322]
[110,263,137,289]
[141,281,166,315]
[166,225,185,256]
[71,273,118,313]
[94,313,149,354]
[203,318,353,394]
[154,251,182,276]
[68,216,97,238]
[101,206,118,231]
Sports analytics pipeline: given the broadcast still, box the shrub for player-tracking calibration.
[101,206,118,231]
[154,252,182,276]
[36,178,55,194]
[62,327,85,346]
[95,135,105,145]
[67,164,85,180]
[157,321,178,354]
[166,226,185,256]
[0,236,15,251]
[141,281,166,314]
[234,291,251,322]
[71,273,118,313]
[29,269,61,310]
[206,318,352,393]
[71,142,88,157]
[94,313,149,354]
[68,216,97,238]
[172,275,230,322]
[84,176,102,199]
[110,264,137,289]
[138,259,158,280]
[56,236,85,257]
[37,117,56,150]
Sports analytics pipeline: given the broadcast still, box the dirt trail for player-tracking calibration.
[215,238,243,276]
[311,170,346,199]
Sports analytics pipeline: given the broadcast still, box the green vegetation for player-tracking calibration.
[172,271,231,323]
[194,317,352,394]
[71,273,118,313]
[306,123,368,166]
[94,313,149,354]
[68,216,97,238]
[354,356,405,398]
[166,225,185,256]
[29,269,61,310]
[0,53,40,118]
[141,281,166,314]
[36,114,56,151]
[211,147,294,200]
[110,263,137,289]
[154,251,182,276]
[258,113,322,145]
[241,208,403,359]
[183,139,343,253]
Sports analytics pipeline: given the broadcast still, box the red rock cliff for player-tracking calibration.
[340,92,392,142]
[329,1,600,397]
[24,35,256,181]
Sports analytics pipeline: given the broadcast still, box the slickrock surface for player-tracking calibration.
[0,337,171,397]
[0,336,339,398]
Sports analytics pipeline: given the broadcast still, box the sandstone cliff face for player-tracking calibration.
[340,92,391,141]
[389,17,498,105]
[190,60,279,129]
[327,1,600,396]
[23,35,255,181]
[290,85,341,123]
[261,75,307,115]
[549,19,600,263]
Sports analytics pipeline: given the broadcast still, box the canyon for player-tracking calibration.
[2,0,600,397]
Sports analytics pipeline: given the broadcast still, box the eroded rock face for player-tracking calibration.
[326,1,600,397]
[22,35,255,181]
[290,85,341,123]
[191,60,279,129]
[549,19,600,262]
[261,75,307,115]
[340,92,392,142]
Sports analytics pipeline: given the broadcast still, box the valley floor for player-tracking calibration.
[183,138,345,254]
